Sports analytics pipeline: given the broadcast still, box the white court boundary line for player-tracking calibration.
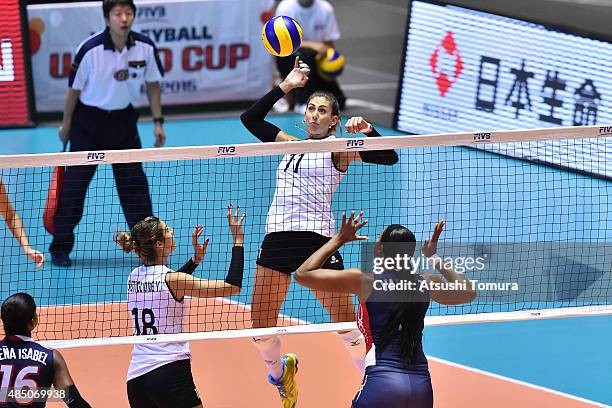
[38,301,611,349]
[427,355,610,407]
[2,124,611,169]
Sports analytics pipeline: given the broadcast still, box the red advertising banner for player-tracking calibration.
[0,0,35,128]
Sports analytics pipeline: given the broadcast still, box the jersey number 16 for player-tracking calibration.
[0,364,40,404]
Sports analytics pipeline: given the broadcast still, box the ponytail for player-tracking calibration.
[114,216,164,263]
[114,231,135,253]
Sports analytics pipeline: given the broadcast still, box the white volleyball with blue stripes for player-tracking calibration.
[262,16,303,57]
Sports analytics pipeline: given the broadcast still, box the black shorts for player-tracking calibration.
[256,231,344,275]
[126,359,202,408]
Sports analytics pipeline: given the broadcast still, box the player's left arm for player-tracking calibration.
[295,211,370,296]
[166,205,245,299]
[334,117,399,171]
[52,349,92,408]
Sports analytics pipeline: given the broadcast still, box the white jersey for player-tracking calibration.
[126,264,190,381]
[276,0,341,43]
[266,142,345,237]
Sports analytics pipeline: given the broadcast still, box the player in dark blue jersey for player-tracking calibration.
[295,212,477,408]
[0,293,91,408]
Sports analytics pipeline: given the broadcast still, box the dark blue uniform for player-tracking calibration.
[0,336,54,408]
[50,28,161,256]
[353,272,433,408]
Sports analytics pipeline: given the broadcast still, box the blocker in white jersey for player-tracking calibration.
[115,206,246,408]
[240,57,399,408]
[127,264,190,381]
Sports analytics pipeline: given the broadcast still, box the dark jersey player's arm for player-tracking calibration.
[53,349,92,408]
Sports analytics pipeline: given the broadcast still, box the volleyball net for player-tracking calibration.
[0,124,611,348]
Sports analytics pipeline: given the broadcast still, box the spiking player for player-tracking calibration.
[295,212,477,408]
[0,293,91,408]
[241,57,398,407]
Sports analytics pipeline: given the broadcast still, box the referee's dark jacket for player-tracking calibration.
[50,27,164,255]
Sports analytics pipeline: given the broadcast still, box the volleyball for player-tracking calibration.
[262,16,303,57]
[317,48,345,81]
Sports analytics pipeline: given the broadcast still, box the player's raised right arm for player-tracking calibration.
[240,57,309,142]
[421,221,477,305]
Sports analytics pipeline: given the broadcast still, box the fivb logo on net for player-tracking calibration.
[217,146,236,156]
[346,139,365,149]
[599,126,612,137]
[473,132,492,142]
[86,152,105,163]
[0,39,15,82]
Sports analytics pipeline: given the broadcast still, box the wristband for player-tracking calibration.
[225,246,245,287]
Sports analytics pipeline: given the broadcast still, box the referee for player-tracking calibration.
[51,0,165,267]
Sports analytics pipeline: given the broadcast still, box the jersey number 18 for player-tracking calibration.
[131,308,158,335]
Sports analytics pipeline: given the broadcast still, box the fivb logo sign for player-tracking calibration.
[473,132,492,142]
[0,39,15,82]
[137,5,166,20]
[86,152,106,162]
[346,139,365,149]
[599,126,612,136]
[217,146,236,156]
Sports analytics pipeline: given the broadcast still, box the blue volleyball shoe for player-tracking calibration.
[268,353,299,408]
